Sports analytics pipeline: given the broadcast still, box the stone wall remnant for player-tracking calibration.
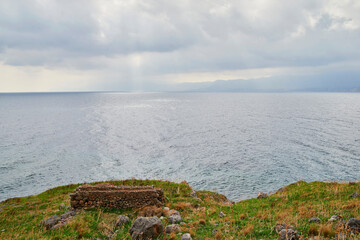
[70,183,164,209]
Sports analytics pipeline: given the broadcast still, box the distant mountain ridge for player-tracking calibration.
[174,72,360,92]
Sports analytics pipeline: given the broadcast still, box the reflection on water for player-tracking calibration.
[0,92,360,201]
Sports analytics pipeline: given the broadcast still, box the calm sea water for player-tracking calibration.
[0,92,360,201]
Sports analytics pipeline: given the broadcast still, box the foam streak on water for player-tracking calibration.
[0,92,359,201]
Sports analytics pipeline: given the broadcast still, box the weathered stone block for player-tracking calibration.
[70,183,164,209]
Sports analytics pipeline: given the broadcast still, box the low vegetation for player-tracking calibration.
[1,179,360,239]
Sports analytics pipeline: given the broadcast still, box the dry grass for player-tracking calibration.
[239,213,247,219]
[308,224,319,235]
[242,224,254,235]
[319,224,334,238]
[199,219,206,225]
[137,206,164,217]
[2,180,360,239]
[174,202,193,210]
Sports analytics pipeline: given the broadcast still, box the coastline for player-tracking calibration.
[1,179,360,239]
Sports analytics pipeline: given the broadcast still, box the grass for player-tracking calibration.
[0,180,360,239]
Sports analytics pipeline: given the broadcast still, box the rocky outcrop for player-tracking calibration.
[328,215,340,222]
[116,215,130,227]
[181,233,192,240]
[165,224,180,233]
[279,228,299,240]
[274,223,294,234]
[350,192,360,198]
[257,192,268,199]
[129,216,163,240]
[168,210,182,224]
[308,217,321,223]
[347,218,360,232]
[41,211,77,230]
[70,183,164,209]
[41,216,61,230]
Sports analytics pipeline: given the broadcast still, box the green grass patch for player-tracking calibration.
[1,180,360,239]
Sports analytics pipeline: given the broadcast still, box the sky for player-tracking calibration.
[0,0,360,92]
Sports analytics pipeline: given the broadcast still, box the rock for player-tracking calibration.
[60,211,76,219]
[328,215,340,222]
[163,207,169,212]
[180,222,186,226]
[168,211,182,224]
[169,209,180,216]
[257,192,268,199]
[115,215,130,227]
[335,233,348,240]
[190,190,198,198]
[50,221,67,230]
[168,214,182,224]
[350,192,360,198]
[59,203,66,210]
[279,228,299,240]
[181,233,192,240]
[347,218,360,232]
[308,217,321,223]
[212,228,217,235]
[335,219,346,230]
[165,224,180,233]
[219,211,225,218]
[41,216,61,230]
[129,216,163,240]
[274,223,294,234]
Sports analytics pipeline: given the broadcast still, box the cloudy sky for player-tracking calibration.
[1,0,360,92]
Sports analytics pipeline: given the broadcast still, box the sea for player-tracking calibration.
[0,92,359,201]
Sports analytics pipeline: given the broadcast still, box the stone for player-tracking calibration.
[41,216,61,230]
[350,192,360,198]
[59,203,66,210]
[50,221,67,230]
[308,217,321,223]
[60,211,76,219]
[190,190,198,198]
[212,228,218,235]
[163,207,169,212]
[335,219,346,230]
[257,192,268,199]
[165,224,180,233]
[328,215,340,222]
[168,213,182,224]
[180,222,186,226]
[335,233,348,240]
[274,223,294,234]
[169,209,180,216]
[219,211,225,218]
[116,215,130,227]
[347,218,360,232]
[181,233,192,240]
[129,216,163,240]
[279,228,299,240]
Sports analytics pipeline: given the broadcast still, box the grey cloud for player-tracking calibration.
[0,0,360,91]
